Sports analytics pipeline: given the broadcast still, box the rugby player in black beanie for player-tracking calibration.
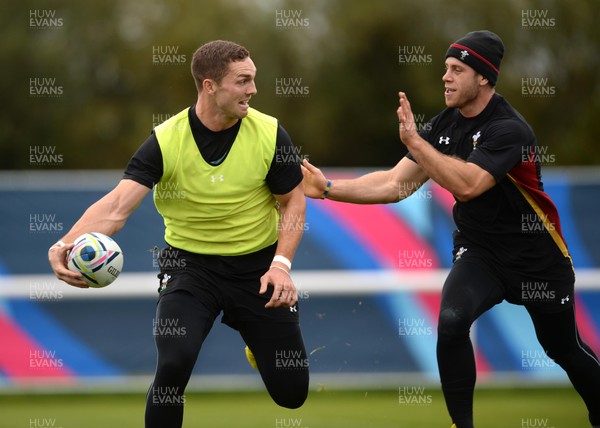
[302,29,600,428]
[445,30,504,86]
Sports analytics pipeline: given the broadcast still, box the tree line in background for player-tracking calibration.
[2,0,599,169]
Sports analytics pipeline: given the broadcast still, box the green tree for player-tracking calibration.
[2,0,598,169]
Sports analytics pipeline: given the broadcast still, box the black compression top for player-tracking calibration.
[408,93,570,273]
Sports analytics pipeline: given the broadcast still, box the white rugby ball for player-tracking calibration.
[67,232,123,288]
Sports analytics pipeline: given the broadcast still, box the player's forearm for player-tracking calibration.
[60,198,128,243]
[405,136,479,201]
[274,196,306,265]
[326,170,401,204]
[56,179,150,244]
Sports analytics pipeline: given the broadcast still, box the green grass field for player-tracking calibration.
[0,387,590,428]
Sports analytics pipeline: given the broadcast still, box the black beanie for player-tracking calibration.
[445,30,504,86]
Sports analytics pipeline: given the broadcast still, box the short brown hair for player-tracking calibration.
[191,40,249,91]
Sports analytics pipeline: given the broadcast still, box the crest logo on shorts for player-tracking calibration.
[158,273,171,292]
[455,247,468,261]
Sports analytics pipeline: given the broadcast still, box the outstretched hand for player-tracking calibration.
[397,92,419,145]
[301,159,328,199]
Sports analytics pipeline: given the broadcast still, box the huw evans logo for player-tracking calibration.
[153,46,187,65]
[274,418,310,427]
[398,318,433,336]
[275,10,309,28]
[29,213,63,233]
[29,349,63,368]
[151,386,186,405]
[412,113,432,133]
[521,417,555,427]
[521,145,556,166]
[152,113,174,128]
[153,318,187,338]
[398,45,432,65]
[30,9,63,29]
[275,77,310,97]
[521,9,556,29]
[154,181,187,202]
[521,282,555,303]
[398,386,433,405]
[521,77,556,97]
[30,281,63,301]
[521,349,556,370]
[520,213,556,234]
[29,418,64,427]
[29,146,64,166]
[398,250,433,268]
[275,349,309,369]
[29,77,63,98]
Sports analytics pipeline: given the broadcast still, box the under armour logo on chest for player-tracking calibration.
[439,136,450,145]
[210,174,224,183]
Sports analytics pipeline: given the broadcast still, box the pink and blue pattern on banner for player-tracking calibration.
[1,170,600,383]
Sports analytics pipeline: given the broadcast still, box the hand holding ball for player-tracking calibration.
[67,232,124,288]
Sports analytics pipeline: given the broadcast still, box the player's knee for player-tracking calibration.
[272,386,308,409]
[268,371,309,409]
[156,352,196,383]
[274,394,307,409]
[544,344,578,367]
[438,307,472,342]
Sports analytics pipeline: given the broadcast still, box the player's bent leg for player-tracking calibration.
[145,290,218,428]
[437,258,504,428]
[239,322,309,409]
[527,305,600,426]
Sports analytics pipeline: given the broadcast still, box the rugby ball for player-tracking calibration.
[67,232,123,287]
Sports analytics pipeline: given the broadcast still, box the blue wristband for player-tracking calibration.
[321,180,332,199]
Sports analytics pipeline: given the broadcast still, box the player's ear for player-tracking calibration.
[203,79,216,94]
[478,74,489,87]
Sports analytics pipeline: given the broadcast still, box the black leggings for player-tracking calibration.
[437,259,600,428]
[145,290,309,428]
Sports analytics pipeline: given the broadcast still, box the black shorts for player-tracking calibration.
[155,243,299,329]
[451,238,575,314]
